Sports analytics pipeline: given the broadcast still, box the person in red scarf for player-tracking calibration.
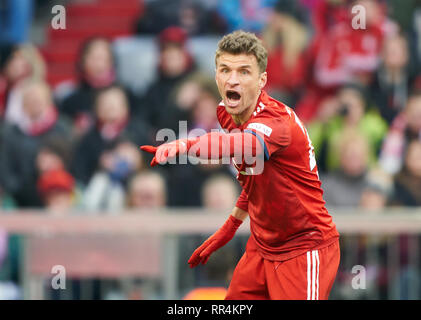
[141,26,196,131]
[59,37,140,138]
[71,85,152,186]
[0,44,46,123]
[0,80,71,207]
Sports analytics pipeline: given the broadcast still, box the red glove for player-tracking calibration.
[140,139,192,167]
[188,215,243,268]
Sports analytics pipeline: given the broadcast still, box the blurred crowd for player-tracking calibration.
[0,0,421,299]
[0,0,420,213]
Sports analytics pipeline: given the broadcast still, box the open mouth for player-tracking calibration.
[226,90,241,107]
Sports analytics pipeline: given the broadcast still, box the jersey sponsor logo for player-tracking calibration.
[246,123,272,137]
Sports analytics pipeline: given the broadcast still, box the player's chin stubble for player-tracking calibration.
[224,103,243,125]
[228,106,248,126]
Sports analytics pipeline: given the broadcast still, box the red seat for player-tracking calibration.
[43,0,144,89]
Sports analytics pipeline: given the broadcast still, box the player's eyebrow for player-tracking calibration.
[218,64,252,70]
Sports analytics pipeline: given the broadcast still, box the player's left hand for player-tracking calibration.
[140,139,189,167]
[188,215,243,268]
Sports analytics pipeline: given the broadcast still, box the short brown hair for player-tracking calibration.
[215,30,268,73]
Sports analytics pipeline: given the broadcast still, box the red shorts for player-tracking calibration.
[225,236,340,300]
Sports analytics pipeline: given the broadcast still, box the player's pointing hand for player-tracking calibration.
[140,139,190,167]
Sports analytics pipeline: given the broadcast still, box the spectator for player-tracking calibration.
[379,90,421,174]
[189,86,220,133]
[127,171,167,209]
[300,0,350,93]
[359,167,393,210]
[37,169,76,213]
[161,73,219,133]
[0,44,46,123]
[391,140,421,206]
[296,0,399,122]
[83,140,144,212]
[308,0,350,38]
[308,83,387,172]
[59,37,140,137]
[201,174,240,211]
[36,136,73,175]
[141,26,197,131]
[136,0,226,35]
[72,85,151,186]
[314,0,398,87]
[167,160,234,207]
[370,33,416,124]
[262,0,310,106]
[0,79,70,207]
[321,129,370,207]
[216,0,278,33]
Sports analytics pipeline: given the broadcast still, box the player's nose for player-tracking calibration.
[226,71,240,86]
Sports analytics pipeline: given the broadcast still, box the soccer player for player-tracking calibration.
[141,30,340,300]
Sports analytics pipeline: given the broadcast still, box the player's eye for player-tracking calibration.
[240,69,249,75]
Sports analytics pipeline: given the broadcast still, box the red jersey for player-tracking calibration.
[217,90,339,261]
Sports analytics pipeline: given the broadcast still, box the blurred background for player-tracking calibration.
[0,0,420,300]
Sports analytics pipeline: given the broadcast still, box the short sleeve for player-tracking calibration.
[244,115,290,160]
[235,188,248,212]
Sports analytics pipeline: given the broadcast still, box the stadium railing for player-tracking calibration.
[0,208,420,299]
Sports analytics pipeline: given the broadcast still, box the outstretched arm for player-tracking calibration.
[140,131,263,166]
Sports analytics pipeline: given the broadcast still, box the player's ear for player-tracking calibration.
[259,71,267,89]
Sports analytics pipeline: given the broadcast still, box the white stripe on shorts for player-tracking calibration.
[307,251,311,300]
[315,250,320,300]
[307,250,320,300]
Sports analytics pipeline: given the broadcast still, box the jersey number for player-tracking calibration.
[288,108,317,172]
